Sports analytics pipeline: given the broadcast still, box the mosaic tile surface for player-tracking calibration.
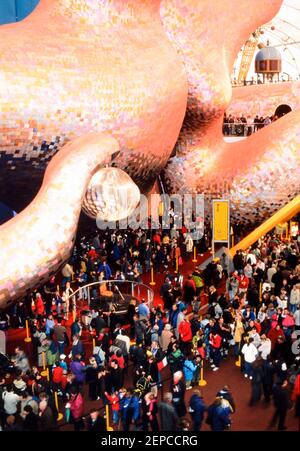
[0,0,188,207]
[160,0,300,223]
[0,133,123,308]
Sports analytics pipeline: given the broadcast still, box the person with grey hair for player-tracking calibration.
[158,392,179,431]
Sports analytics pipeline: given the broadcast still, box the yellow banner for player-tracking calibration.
[213,200,229,242]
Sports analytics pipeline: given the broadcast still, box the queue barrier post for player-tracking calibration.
[54,391,64,422]
[105,404,113,431]
[41,351,48,377]
[198,365,207,387]
[175,256,178,274]
[24,319,32,343]
[192,246,197,263]
[149,267,156,286]
[235,342,242,367]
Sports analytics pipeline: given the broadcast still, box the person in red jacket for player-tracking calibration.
[267,324,284,349]
[178,318,192,354]
[52,365,67,391]
[209,332,222,371]
[153,232,162,246]
[291,372,300,422]
[109,350,125,369]
[105,390,120,425]
[35,293,45,317]
[68,386,84,431]
[237,273,249,294]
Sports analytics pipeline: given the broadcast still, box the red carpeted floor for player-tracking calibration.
[5,250,299,431]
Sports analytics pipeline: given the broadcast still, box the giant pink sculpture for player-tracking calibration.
[1,0,300,308]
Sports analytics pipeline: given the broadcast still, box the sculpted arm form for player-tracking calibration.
[0,133,138,308]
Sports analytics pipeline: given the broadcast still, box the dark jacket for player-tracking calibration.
[272,384,292,411]
[23,412,39,431]
[217,389,236,413]
[207,404,231,431]
[158,402,178,431]
[71,340,85,358]
[39,406,56,431]
[109,367,123,391]
[87,415,106,431]
[189,394,206,424]
[171,380,186,417]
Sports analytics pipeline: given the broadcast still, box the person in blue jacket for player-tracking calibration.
[120,389,140,431]
[98,261,112,280]
[183,355,197,389]
[189,390,207,431]
[206,397,231,431]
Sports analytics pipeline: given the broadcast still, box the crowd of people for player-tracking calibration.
[223,112,279,136]
[1,218,300,432]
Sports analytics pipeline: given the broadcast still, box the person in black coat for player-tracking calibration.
[189,390,206,431]
[87,409,106,431]
[91,312,106,337]
[158,393,179,431]
[109,360,123,392]
[262,357,274,403]
[127,302,137,338]
[171,371,186,418]
[23,405,39,431]
[270,379,292,430]
[233,251,244,271]
[249,359,264,406]
[85,357,100,401]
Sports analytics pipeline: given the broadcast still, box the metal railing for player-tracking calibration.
[68,280,154,313]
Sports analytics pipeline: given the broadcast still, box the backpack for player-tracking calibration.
[114,338,128,356]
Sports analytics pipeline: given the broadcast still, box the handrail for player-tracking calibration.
[68,279,154,310]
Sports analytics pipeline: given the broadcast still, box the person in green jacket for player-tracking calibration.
[192,269,204,296]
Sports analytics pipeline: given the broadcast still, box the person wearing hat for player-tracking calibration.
[217,386,236,413]
[206,397,231,431]
[59,354,68,373]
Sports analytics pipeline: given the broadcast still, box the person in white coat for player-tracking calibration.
[258,335,271,360]
[241,338,258,380]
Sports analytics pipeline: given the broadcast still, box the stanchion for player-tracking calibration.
[54,391,64,422]
[41,351,48,377]
[72,309,76,322]
[235,354,241,368]
[46,367,50,382]
[259,281,262,302]
[192,246,197,263]
[175,256,178,274]
[198,365,207,387]
[235,355,241,367]
[105,404,114,431]
[24,319,32,343]
[92,338,96,351]
[149,267,156,286]
[235,342,241,367]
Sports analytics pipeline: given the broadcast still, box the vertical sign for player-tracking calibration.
[212,199,230,259]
